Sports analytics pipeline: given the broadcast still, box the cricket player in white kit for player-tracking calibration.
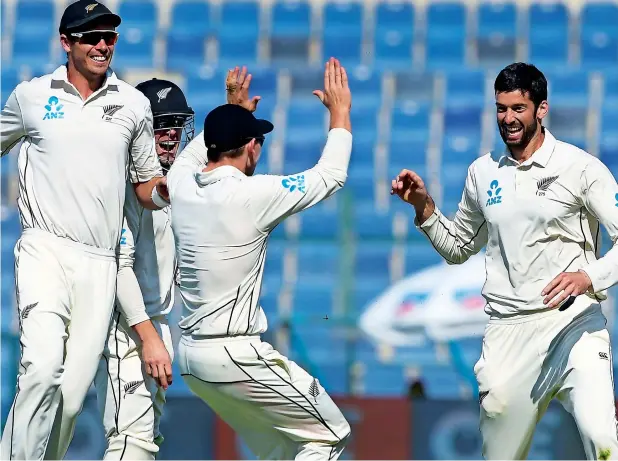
[0,1,170,459]
[392,62,618,460]
[93,78,195,460]
[166,58,352,460]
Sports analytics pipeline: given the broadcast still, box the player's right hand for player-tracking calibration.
[142,335,173,390]
[226,66,261,113]
[313,57,351,113]
[391,169,429,209]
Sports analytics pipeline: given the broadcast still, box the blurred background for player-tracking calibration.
[1,0,617,458]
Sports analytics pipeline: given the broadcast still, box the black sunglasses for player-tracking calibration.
[69,30,119,46]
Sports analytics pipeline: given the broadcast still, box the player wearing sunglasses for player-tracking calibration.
[0,0,169,459]
[93,79,194,460]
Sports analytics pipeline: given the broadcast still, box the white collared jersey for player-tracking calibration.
[167,128,353,337]
[118,181,176,321]
[419,129,618,319]
[0,65,161,252]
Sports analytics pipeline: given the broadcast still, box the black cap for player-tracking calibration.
[135,78,193,116]
[204,104,273,153]
[59,0,121,34]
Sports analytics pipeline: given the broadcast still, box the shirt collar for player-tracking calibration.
[51,64,119,94]
[495,128,557,168]
[195,165,246,187]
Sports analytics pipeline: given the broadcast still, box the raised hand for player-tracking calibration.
[391,169,429,208]
[313,57,351,113]
[226,66,261,112]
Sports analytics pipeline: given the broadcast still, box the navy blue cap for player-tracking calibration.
[59,0,121,34]
[204,104,273,154]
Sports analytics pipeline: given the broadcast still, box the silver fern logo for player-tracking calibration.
[124,380,143,398]
[308,378,320,403]
[537,175,559,196]
[102,104,123,121]
[156,87,172,102]
[21,302,38,319]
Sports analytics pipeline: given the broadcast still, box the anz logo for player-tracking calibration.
[281,174,306,194]
[120,228,127,245]
[615,193,618,207]
[486,180,503,207]
[43,96,64,120]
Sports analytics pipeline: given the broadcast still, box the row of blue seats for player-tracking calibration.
[8,0,618,39]
[4,28,617,72]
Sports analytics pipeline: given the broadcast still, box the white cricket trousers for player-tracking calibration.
[476,301,618,460]
[0,228,117,461]
[179,335,351,460]
[94,312,174,460]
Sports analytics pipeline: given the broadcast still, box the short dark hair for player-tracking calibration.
[207,145,245,163]
[494,63,548,108]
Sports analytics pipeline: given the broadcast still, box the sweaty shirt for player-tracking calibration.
[0,65,161,252]
[417,128,618,319]
[167,128,353,337]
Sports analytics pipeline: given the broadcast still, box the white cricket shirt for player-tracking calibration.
[0,65,162,252]
[418,129,618,319]
[167,128,353,337]
[116,182,176,326]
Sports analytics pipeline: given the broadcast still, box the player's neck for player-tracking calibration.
[203,158,247,175]
[509,126,545,163]
[66,64,105,100]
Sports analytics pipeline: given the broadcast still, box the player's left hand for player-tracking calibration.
[226,66,261,112]
[542,270,593,309]
[155,176,169,202]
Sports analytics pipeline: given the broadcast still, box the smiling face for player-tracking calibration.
[61,22,118,81]
[495,90,547,148]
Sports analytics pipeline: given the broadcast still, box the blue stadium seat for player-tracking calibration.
[185,68,227,122]
[285,102,327,142]
[393,71,436,103]
[263,241,286,275]
[283,139,326,172]
[1,66,19,107]
[269,37,310,67]
[321,35,363,67]
[290,283,336,319]
[350,111,379,146]
[547,107,588,143]
[440,163,469,215]
[580,2,618,39]
[441,135,481,165]
[169,0,212,39]
[347,67,383,110]
[421,365,470,399]
[15,0,54,34]
[289,68,323,101]
[527,3,570,69]
[352,204,410,240]
[388,139,428,168]
[476,34,517,68]
[425,4,467,68]
[117,0,157,32]
[360,363,408,396]
[218,1,260,40]
[404,243,443,273]
[600,107,618,165]
[444,106,483,137]
[352,282,387,314]
[344,167,377,204]
[426,2,467,41]
[270,0,311,37]
[580,33,618,69]
[348,138,376,170]
[113,30,155,69]
[321,2,363,65]
[390,101,432,143]
[477,2,517,38]
[373,2,415,67]
[547,70,590,107]
[11,29,55,68]
[322,1,363,38]
[373,30,413,69]
[217,35,259,67]
[443,69,486,109]
[296,202,340,240]
[166,33,206,71]
[295,242,341,281]
[292,324,349,364]
[354,243,394,282]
